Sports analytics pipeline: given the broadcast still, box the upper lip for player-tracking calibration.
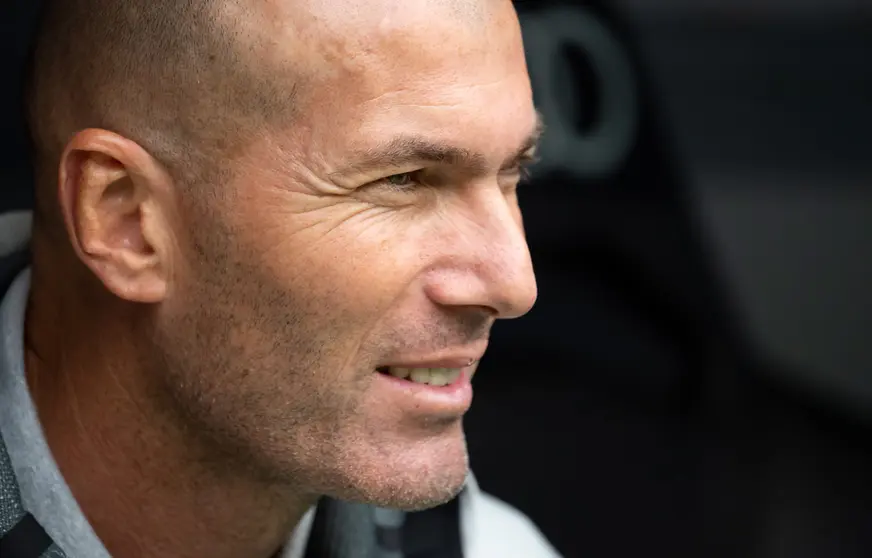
[378,343,488,370]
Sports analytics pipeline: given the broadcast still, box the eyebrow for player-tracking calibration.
[333,112,544,179]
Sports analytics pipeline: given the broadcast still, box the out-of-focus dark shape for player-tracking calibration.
[0,1,40,213]
[621,0,872,418]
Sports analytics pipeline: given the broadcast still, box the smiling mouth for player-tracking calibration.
[376,366,464,387]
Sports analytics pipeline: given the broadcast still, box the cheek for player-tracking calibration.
[213,179,473,362]
[238,204,430,315]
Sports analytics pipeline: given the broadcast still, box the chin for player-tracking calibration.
[324,426,471,511]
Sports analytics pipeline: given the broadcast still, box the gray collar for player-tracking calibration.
[0,268,112,557]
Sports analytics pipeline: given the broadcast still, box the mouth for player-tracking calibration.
[375,366,466,387]
[372,359,480,418]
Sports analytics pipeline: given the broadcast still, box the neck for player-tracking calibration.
[24,269,312,558]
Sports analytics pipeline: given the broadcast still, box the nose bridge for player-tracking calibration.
[464,188,537,318]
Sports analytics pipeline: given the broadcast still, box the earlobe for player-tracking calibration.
[59,129,173,304]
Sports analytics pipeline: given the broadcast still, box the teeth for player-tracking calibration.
[388,367,411,379]
[410,368,431,384]
[387,367,462,386]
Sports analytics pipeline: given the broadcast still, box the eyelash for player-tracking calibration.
[517,162,535,182]
[514,154,540,183]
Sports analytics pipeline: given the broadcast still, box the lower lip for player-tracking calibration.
[374,368,474,417]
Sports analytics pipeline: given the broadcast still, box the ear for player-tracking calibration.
[58,129,176,303]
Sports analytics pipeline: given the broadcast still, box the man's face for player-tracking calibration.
[155,0,538,509]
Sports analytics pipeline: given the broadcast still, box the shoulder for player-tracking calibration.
[459,473,563,558]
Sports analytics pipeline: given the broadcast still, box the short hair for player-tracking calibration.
[25,0,300,197]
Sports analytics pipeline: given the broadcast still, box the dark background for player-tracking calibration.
[2,1,872,557]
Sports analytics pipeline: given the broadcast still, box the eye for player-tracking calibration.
[368,171,421,192]
[385,172,415,188]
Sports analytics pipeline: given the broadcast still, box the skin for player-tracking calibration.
[24,0,538,556]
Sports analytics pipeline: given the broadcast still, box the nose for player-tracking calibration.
[425,188,538,319]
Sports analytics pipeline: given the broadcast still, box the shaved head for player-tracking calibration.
[25,0,491,190]
[27,0,301,195]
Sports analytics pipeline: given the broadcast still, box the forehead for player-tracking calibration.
[252,0,535,167]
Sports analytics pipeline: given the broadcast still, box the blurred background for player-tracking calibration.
[2,1,871,557]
